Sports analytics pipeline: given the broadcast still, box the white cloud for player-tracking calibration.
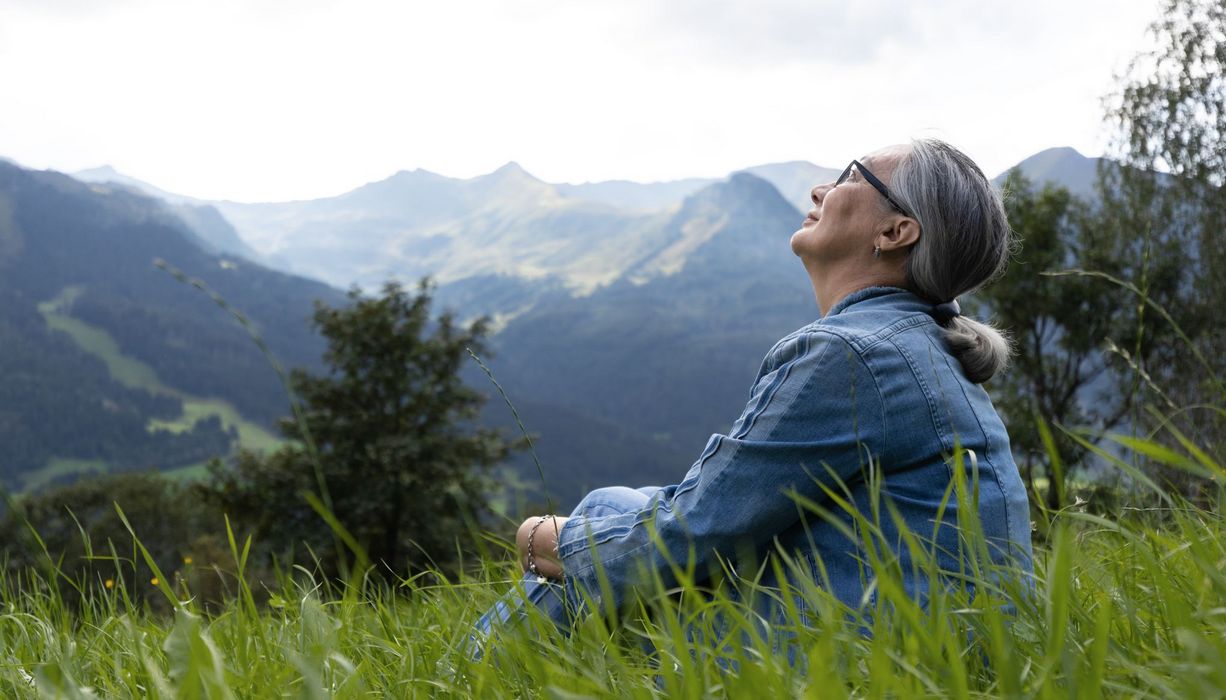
[0,0,1159,201]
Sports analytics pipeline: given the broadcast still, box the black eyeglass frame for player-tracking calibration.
[837,160,914,219]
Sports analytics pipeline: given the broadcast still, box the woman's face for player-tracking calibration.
[790,144,910,268]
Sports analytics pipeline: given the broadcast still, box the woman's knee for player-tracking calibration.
[635,485,663,499]
[570,486,651,518]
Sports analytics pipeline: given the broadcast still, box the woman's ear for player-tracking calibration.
[876,217,921,254]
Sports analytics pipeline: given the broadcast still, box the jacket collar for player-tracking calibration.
[824,286,931,318]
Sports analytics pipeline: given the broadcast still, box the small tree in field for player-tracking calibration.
[206,280,515,577]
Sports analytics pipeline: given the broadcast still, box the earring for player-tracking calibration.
[873,245,881,259]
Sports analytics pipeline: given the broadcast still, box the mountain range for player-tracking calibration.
[0,145,1101,504]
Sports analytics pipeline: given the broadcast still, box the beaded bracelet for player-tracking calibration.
[526,515,554,583]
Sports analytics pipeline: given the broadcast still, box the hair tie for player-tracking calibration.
[933,299,961,323]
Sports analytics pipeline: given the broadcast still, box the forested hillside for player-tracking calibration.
[0,162,343,488]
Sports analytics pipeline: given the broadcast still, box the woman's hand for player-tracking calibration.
[515,515,569,580]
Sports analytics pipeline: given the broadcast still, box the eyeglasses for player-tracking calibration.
[836,160,914,218]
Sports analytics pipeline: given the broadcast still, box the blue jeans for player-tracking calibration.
[470,486,661,656]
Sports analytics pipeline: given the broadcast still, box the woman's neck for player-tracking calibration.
[805,262,906,317]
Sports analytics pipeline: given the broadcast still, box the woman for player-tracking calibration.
[473,138,1034,645]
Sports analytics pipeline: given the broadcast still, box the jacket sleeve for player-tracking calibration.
[556,329,886,613]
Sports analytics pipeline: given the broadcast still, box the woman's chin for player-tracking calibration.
[789,230,805,256]
[790,227,817,257]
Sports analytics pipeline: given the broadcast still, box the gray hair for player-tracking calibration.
[888,138,1014,384]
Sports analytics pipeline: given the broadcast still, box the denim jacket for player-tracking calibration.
[556,286,1034,613]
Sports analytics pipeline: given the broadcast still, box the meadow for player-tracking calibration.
[0,425,1221,699]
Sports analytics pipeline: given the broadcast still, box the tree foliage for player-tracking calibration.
[1102,0,1225,481]
[1110,0,1224,187]
[205,281,515,578]
[981,172,1128,510]
[983,0,1226,507]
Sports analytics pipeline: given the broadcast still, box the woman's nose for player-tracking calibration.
[810,182,834,206]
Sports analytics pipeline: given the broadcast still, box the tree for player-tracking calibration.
[1109,0,1224,190]
[1102,0,1225,483]
[205,280,516,577]
[982,171,1143,512]
[987,0,1224,511]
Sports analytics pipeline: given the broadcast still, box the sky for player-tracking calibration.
[0,0,1160,203]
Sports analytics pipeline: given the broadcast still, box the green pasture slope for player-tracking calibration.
[29,286,282,488]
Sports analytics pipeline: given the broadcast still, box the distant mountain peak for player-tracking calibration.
[384,167,448,184]
[738,161,841,215]
[998,146,1103,198]
[1031,146,1086,159]
[483,161,539,182]
[687,171,787,210]
[392,167,438,176]
[75,164,123,178]
[726,170,773,188]
[1009,146,1093,173]
[742,159,820,170]
[472,161,554,201]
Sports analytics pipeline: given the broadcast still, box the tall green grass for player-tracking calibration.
[0,428,1220,698]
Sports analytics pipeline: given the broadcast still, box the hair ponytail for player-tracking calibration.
[940,316,1011,384]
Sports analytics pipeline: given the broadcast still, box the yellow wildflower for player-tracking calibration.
[104,579,114,589]
[150,577,159,586]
